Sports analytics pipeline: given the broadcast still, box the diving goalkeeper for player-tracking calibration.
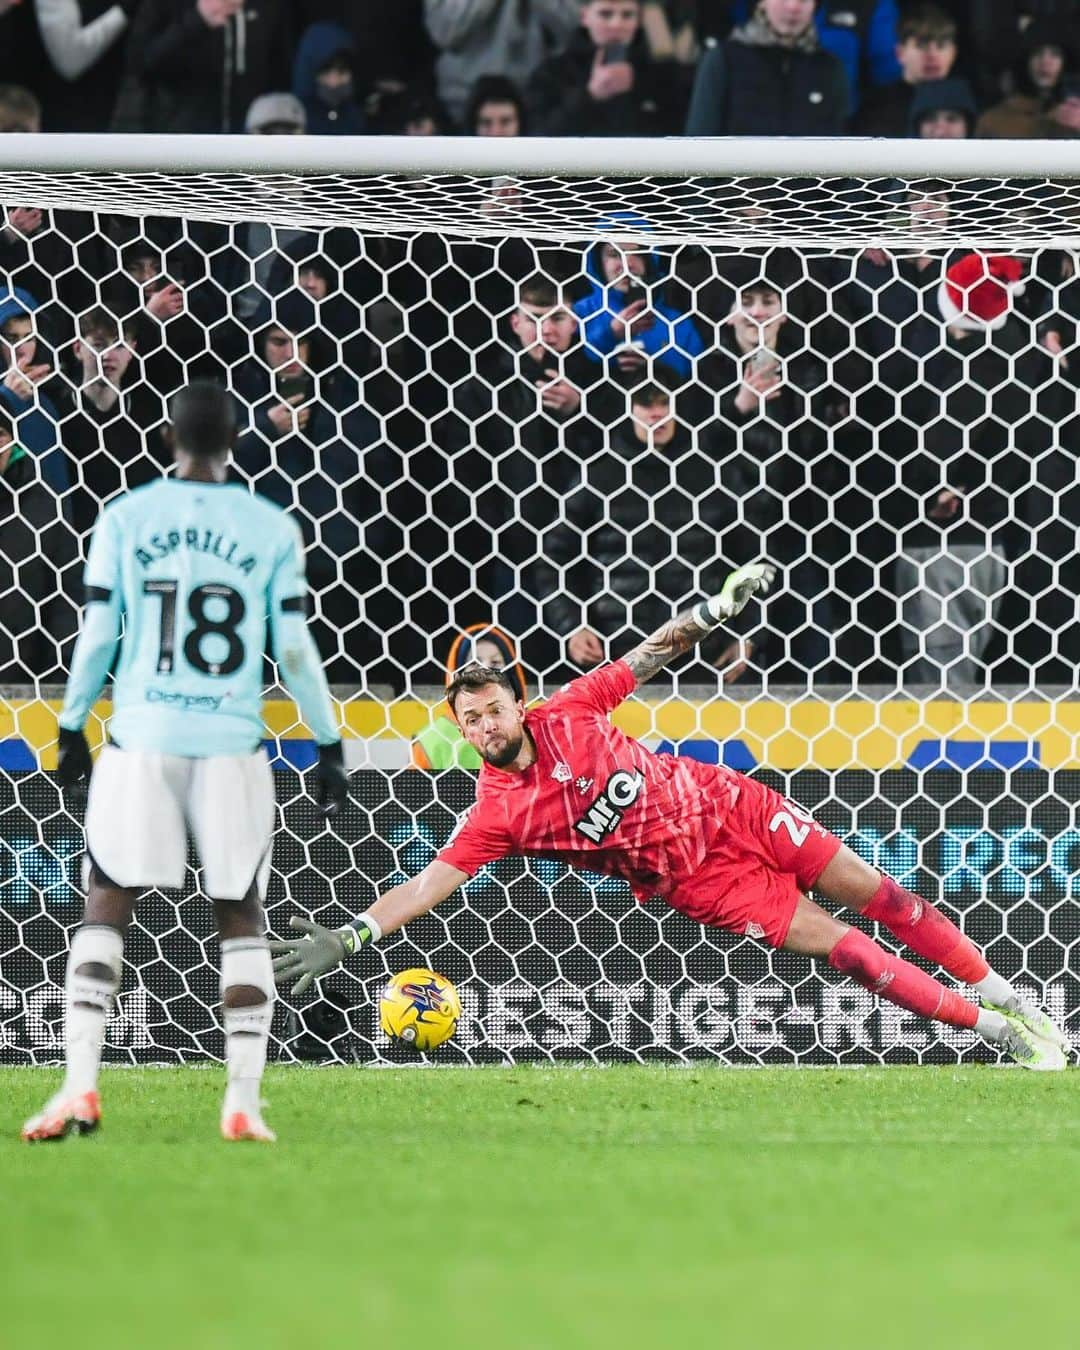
[271,565,1068,1068]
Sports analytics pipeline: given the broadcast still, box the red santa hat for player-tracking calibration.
[938,253,1025,331]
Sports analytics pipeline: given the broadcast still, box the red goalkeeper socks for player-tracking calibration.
[861,876,990,985]
[829,927,979,1030]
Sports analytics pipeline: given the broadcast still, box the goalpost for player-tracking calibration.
[0,136,1076,1067]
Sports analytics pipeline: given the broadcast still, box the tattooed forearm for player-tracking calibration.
[623,607,713,685]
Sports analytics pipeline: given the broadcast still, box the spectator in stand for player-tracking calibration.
[0,287,69,501]
[526,0,683,136]
[1036,74,1080,138]
[855,3,956,136]
[246,90,306,134]
[977,19,1074,139]
[368,84,450,134]
[32,0,138,132]
[232,290,379,677]
[572,223,705,391]
[465,74,526,134]
[62,308,168,533]
[446,273,601,655]
[532,383,752,682]
[117,0,292,132]
[410,624,527,770]
[0,83,41,132]
[101,239,219,396]
[292,22,366,134]
[685,0,849,136]
[341,1,436,111]
[0,406,79,684]
[718,0,901,116]
[909,75,975,137]
[883,253,1069,688]
[711,273,844,680]
[425,0,579,128]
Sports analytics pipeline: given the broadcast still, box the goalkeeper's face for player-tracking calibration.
[454,685,528,769]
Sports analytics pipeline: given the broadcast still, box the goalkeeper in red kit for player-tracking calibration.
[272,565,1068,1069]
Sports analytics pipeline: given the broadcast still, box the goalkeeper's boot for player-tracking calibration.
[998,1015,1067,1072]
[221,1109,276,1143]
[22,1089,101,1142]
[984,994,1070,1056]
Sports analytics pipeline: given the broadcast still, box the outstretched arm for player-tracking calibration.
[270,860,468,995]
[623,562,775,686]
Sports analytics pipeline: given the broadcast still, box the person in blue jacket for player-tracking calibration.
[0,286,69,502]
[292,22,367,135]
[572,216,705,386]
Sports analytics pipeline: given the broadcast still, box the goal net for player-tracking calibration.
[1,136,1077,1066]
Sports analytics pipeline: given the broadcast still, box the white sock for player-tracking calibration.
[62,924,123,1097]
[220,937,274,1119]
[973,970,1018,1008]
[975,1008,1009,1043]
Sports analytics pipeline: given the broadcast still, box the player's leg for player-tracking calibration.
[22,865,139,1141]
[215,886,276,1143]
[23,746,190,1142]
[190,749,277,1142]
[783,894,1065,1070]
[813,845,1068,1051]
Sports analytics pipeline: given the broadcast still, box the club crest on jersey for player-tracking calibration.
[574,769,645,843]
[552,761,572,783]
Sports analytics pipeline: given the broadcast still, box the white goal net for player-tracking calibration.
[1,136,1077,1066]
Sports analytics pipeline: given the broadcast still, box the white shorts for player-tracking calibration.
[84,746,275,901]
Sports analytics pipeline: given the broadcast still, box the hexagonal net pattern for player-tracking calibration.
[0,158,1078,1067]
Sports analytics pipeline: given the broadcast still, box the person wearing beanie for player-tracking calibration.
[909,75,976,137]
[245,90,306,133]
[411,625,527,771]
[977,18,1076,139]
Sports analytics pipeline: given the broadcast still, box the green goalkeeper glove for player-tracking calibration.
[269,915,377,997]
[694,563,776,630]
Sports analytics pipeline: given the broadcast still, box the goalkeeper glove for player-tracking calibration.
[314,741,348,816]
[269,914,378,997]
[56,728,93,795]
[694,562,776,630]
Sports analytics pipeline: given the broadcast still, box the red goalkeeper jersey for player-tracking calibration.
[436,660,742,901]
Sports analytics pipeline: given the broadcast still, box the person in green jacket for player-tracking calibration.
[411,624,526,770]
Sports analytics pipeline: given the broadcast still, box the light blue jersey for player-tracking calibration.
[59,478,338,757]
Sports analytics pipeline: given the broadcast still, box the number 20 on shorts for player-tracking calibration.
[769,798,814,848]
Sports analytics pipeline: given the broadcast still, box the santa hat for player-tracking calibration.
[938,253,1025,331]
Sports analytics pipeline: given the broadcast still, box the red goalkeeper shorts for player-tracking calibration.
[665,775,842,948]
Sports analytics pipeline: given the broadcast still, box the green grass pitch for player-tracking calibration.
[3,1064,1078,1349]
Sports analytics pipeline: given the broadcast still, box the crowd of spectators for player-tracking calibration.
[2,0,1079,140]
[1,0,1079,696]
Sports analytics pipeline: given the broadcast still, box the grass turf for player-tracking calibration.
[3,1064,1078,1349]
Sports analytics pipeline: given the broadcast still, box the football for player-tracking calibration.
[379,968,462,1051]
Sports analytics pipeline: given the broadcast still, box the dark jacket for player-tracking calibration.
[877,318,1067,552]
[526,26,682,136]
[122,0,292,132]
[292,21,367,134]
[449,342,601,562]
[62,379,168,534]
[0,452,80,683]
[853,76,911,136]
[233,361,375,560]
[532,420,742,648]
[685,36,849,135]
